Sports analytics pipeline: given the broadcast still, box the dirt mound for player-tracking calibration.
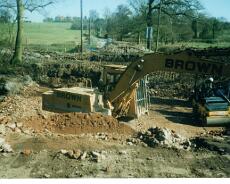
[24,113,135,135]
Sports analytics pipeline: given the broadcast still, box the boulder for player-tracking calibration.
[1,143,13,153]
[73,149,82,159]
[6,123,16,130]
[91,151,106,163]
[60,149,68,154]
[80,151,87,160]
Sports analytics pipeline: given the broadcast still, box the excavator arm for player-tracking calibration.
[108,50,230,117]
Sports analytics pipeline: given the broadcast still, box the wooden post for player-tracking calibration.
[80,0,83,58]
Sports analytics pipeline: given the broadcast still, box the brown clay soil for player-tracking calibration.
[24,113,135,135]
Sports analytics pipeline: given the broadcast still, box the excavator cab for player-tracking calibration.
[100,64,127,93]
[101,64,149,118]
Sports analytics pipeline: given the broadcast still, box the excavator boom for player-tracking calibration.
[108,50,230,123]
[109,50,230,103]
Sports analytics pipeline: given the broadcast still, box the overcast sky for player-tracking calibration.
[25,0,230,22]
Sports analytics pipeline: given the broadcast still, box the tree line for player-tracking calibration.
[71,0,229,51]
[46,0,229,51]
[43,16,80,23]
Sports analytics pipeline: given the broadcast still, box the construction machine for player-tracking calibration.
[42,49,230,125]
[192,77,230,125]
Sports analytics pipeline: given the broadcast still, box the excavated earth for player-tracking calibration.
[0,83,229,178]
[0,48,230,178]
[24,113,135,135]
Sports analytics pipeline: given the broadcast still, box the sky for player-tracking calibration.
[200,0,230,21]
[25,0,230,22]
[25,0,126,22]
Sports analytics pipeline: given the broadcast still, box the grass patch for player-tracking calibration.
[24,22,81,45]
[0,22,81,51]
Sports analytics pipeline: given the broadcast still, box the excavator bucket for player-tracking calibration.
[42,87,111,115]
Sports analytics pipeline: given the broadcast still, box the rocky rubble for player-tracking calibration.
[0,75,36,98]
[59,149,88,160]
[126,137,142,146]
[138,127,192,150]
[100,41,147,54]
[0,83,48,136]
[59,149,108,163]
[0,137,13,153]
[90,151,106,163]
[95,132,109,140]
[191,136,230,155]
[148,72,194,99]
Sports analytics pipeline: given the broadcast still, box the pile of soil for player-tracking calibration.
[148,72,194,99]
[24,113,135,135]
[27,62,102,88]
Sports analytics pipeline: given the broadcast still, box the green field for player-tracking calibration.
[24,23,83,52]
[0,22,230,52]
[0,22,82,51]
[24,23,80,45]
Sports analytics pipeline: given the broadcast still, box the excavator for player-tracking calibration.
[42,49,230,126]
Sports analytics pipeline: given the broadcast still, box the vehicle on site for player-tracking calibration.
[42,49,230,126]
[192,78,230,125]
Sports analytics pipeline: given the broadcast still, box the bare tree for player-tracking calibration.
[103,7,111,35]
[129,0,203,50]
[0,0,15,9]
[89,9,99,43]
[3,0,55,64]
[11,0,23,64]
[89,9,99,22]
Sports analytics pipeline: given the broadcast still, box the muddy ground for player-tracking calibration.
[0,84,230,178]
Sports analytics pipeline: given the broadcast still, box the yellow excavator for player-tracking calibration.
[42,49,230,126]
